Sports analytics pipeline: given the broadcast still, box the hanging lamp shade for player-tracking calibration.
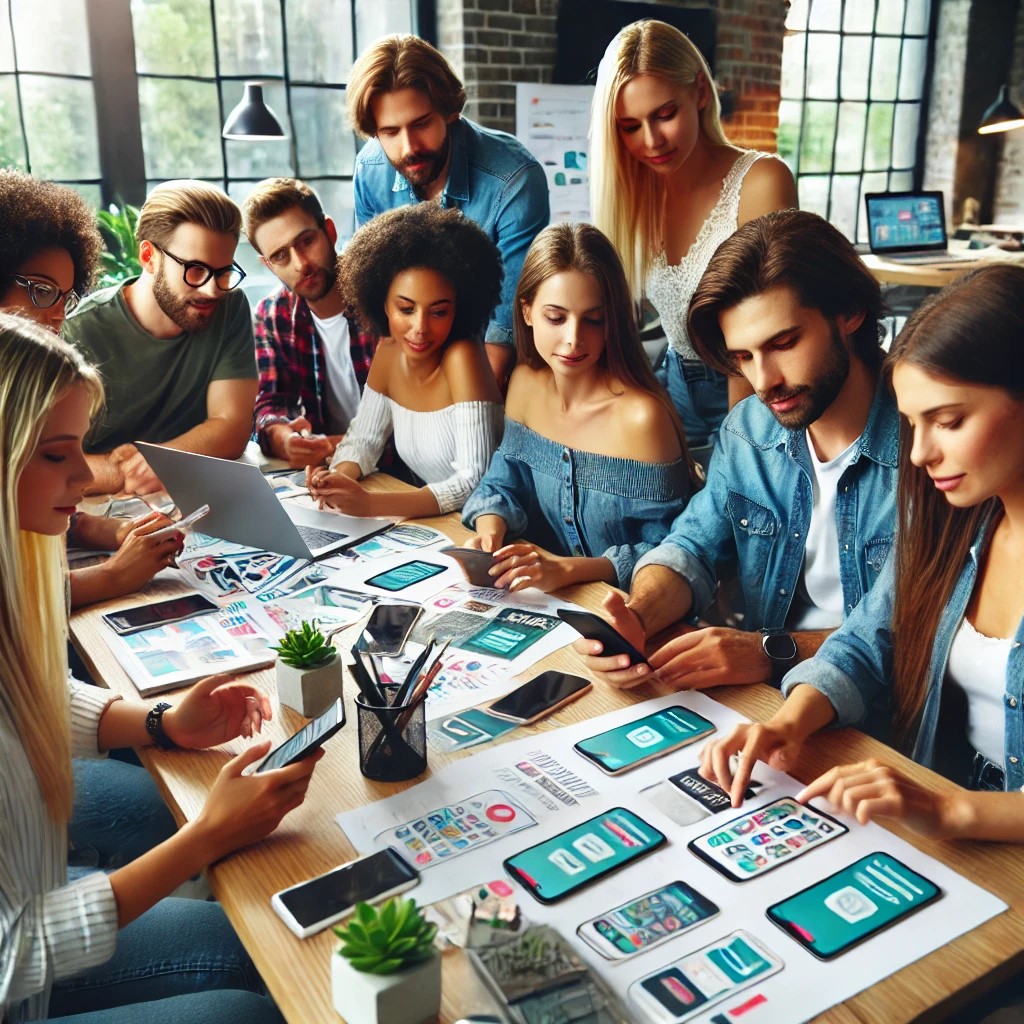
[977,84,1024,135]
[222,82,287,140]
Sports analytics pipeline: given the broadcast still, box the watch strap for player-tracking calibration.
[145,701,178,750]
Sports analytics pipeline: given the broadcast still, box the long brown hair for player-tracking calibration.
[888,264,1024,744]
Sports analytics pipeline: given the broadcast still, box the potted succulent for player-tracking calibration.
[332,897,440,1024]
[270,619,343,717]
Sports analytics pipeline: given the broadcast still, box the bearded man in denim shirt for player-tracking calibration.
[577,210,898,692]
[346,34,549,392]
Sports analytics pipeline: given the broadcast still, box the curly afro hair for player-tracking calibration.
[0,170,103,295]
[337,203,503,341]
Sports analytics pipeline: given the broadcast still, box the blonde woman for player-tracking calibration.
[0,314,315,1023]
[590,19,796,448]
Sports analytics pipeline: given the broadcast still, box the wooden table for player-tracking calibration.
[70,478,1024,1024]
[859,253,983,288]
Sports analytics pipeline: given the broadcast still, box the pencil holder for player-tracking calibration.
[356,684,427,783]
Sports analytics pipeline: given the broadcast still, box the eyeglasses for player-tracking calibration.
[153,244,246,290]
[13,275,80,315]
[264,228,325,268]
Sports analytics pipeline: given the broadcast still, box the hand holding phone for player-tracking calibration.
[149,502,210,539]
[487,670,591,724]
[442,546,497,587]
[244,697,345,775]
[557,609,647,666]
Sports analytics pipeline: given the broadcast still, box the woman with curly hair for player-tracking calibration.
[307,203,503,518]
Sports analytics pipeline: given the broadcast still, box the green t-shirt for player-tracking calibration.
[64,278,256,452]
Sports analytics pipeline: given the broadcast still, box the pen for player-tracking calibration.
[296,400,311,438]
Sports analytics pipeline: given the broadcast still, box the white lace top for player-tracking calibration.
[646,150,774,360]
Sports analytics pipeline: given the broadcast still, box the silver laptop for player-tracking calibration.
[136,443,393,561]
[865,191,975,264]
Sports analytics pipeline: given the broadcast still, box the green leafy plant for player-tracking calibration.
[96,203,142,288]
[270,620,337,669]
[334,898,437,975]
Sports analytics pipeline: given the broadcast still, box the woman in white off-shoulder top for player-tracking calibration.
[307,204,504,518]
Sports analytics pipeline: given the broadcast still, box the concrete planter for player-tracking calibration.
[276,653,343,718]
[331,951,440,1024]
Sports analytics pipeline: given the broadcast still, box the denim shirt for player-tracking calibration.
[782,517,1024,793]
[353,116,550,347]
[462,419,692,588]
[634,382,898,629]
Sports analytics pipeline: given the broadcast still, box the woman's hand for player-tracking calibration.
[164,672,272,750]
[307,468,379,517]
[467,514,507,553]
[490,542,568,593]
[102,513,183,593]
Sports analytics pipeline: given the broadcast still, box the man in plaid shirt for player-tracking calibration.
[243,178,377,468]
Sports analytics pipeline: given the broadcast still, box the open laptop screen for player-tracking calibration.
[865,192,948,254]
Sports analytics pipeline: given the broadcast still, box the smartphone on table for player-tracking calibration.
[503,807,666,904]
[101,592,219,635]
[245,697,345,775]
[766,852,941,959]
[486,670,592,725]
[364,559,446,593]
[573,705,716,775]
[441,545,497,587]
[628,930,783,1022]
[557,608,647,665]
[362,601,422,656]
[271,847,419,938]
[687,797,847,882]
[577,880,720,961]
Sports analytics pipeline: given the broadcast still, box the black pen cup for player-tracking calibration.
[355,684,427,782]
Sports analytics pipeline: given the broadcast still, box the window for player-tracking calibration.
[778,0,934,241]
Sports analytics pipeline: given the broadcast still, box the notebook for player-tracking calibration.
[865,191,975,264]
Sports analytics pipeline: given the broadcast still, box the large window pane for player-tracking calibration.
[876,0,907,35]
[222,80,292,179]
[806,31,840,99]
[799,174,831,219]
[0,8,15,71]
[892,103,920,169]
[0,75,27,167]
[139,78,223,179]
[898,38,927,100]
[292,86,355,176]
[834,102,867,172]
[842,3,874,34]
[865,103,895,170]
[776,98,802,170]
[859,172,888,241]
[807,0,840,31]
[785,0,809,30]
[905,0,931,36]
[21,75,100,179]
[12,0,90,75]
[780,31,806,98]
[356,0,413,48]
[216,0,284,78]
[799,102,837,174]
[288,0,354,83]
[314,179,356,243]
[840,36,871,100]
[870,38,900,100]
[131,0,214,76]
[828,174,861,240]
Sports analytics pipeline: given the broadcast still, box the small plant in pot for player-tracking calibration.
[332,897,440,1024]
[270,620,343,718]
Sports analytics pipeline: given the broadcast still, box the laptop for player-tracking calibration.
[136,443,393,561]
[864,191,976,264]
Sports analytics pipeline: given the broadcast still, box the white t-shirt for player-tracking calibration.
[311,310,361,434]
[788,436,858,631]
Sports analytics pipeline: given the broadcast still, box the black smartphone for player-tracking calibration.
[271,847,419,938]
[363,602,422,656]
[442,546,497,587]
[556,608,647,665]
[247,697,345,775]
[766,852,941,959]
[487,670,592,725]
[504,807,666,904]
[101,592,219,635]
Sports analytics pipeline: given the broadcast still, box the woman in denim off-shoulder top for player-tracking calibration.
[590,19,796,450]
[462,223,696,592]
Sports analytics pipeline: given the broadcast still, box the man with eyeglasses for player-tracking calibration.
[242,178,377,469]
[64,180,258,496]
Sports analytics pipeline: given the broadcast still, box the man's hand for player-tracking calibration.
[649,626,772,690]
[570,590,653,689]
[113,444,163,496]
[268,417,336,469]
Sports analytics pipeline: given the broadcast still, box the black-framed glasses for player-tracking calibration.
[153,244,246,290]
[13,274,80,315]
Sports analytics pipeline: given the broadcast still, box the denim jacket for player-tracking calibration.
[462,419,692,588]
[353,117,550,347]
[634,382,899,629]
[783,517,1024,793]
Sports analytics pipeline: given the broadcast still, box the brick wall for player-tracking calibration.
[436,0,787,152]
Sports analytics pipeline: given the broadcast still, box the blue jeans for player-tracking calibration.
[968,749,1005,792]
[41,898,283,1024]
[658,351,729,450]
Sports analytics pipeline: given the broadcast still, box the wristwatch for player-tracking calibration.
[761,629,798,685]
[145,701,179,750]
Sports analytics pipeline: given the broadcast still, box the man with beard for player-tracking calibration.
[347,34,549,391]
[64,181,256,495]
[576,210,898,692]
[243,178,376,469]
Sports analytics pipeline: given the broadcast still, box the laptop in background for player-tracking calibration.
[136,442,393,561]
[864,191,975,264]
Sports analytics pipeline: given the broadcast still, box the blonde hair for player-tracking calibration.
[137,179,241,247]
[0,313,103,821]
[590,19,729,299]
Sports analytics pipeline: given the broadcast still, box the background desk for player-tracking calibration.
[860,253,983,288]
[70,477,1024,1024]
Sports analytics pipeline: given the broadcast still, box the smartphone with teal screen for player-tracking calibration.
[364,560,445,593]
[503,807,666,904]
[573,706,716,775]
[766,852,941,959]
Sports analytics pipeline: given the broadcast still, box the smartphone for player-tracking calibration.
[766,852,941,959]
[573,705,716,775]
[364,559,446,593]
[503,807,666,904]
[556,608,647,665]
[363,601,422,656]
[149,503,210,539]
[487,670,592,725]
[246,697,345,775]
[101,592,219,635]
[271,847,419,939]
[577,880,720,961]
[442,546,497,587]
[628,930,783,1022]
[688,797,847,883]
